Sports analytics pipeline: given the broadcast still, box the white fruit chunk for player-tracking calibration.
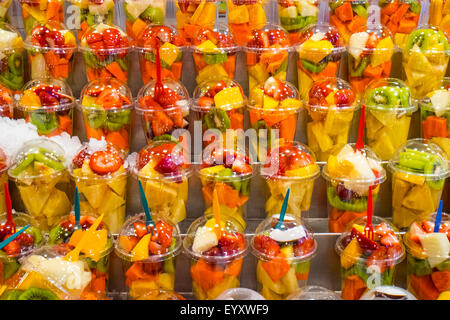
[430,90,450,117]
[301,1,318,16]
[420,233,450,268]
[192,226,218,254]
[348,32,369,60]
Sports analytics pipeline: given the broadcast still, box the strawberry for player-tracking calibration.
[334,89,355,107]
[133,222,149,238]
[156,88,181,107]
[409,222,427,243]
[263,77,284,99]
[380,233,400,247]
[374,222,391,237]
[365,246,387,273]
[72,147,89,169]
[422,221,436,233]
[17,232,34,247]
[294,237,315,257]
[250,30,270,48]
[197,96,214,109]
[253,235,280,257]
[351,228,379,251]
[153,220,173,247]
[148,241,166,255]
[2,237,21,256]
[232,158,252,175]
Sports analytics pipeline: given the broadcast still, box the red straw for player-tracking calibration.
[354,105,365,152]
[365,185,374,240]
[4,182,15,233]
[154,40,163,99]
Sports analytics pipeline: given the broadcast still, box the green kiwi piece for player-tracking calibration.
[205,108,230,132]
[18,287,59,300]
[0,289,24,300]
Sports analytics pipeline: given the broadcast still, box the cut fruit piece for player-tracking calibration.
[78,182,109,209]
[420,233,450,268]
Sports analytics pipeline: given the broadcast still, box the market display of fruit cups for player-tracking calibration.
[251,214,317,300]
[304,78,357,162]
[198,148,252,228]
[133,140,192,224]
[136,78,189,143]
[322,144,386,233]
[260,141,320,218]
[0,23,25,93]
[80,78,133,153]
[244,24,291,92]
[135,24,185,84]
[0,147,8,214]
[277,0,318,45]
[124,0,166,40]
[71,0,115,40]
[192,79,245,147]
[0,212,43,286]
[69,141,129,234]
[335,216,405,300]
[296,23,345,102]
[184,214,247,300]
[402,26,450,100]
[404,214,450,300]
[329,0,369,45]
[80,23,131,83]
[388,139,449,230]
[364,78,417,161]
[380,0,421,46]
[0,0,11,22]
[0,85,13,118]
[175,0,217,44]
[8,139,74,231]
[420,79,450,157]
[115,212,181,299]
[430,0,450,36]
[47,213,114,299]
[192,26,238,84]
[227,0,267,46]
[247,77,302,162]
[15,78,75,137]
[19,0,64,35]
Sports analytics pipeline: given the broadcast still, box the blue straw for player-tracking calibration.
[138,180,154,227]
[74,186,81,230]
[275,188,290,230]
[434,200,444,233]
[0,225,30,250]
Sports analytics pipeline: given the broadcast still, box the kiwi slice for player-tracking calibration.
[0,253,20,280]
[0,289,24,300]
[205,108,230,132]
[29,112,58,136]
[48,225,65,244]
[24,226,43,245]
[18,287,59,300]
[86,110,107,129]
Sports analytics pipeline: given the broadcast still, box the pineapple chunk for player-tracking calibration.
[192,226,218,253]
[420,233,450,268]
[131,233,151,261]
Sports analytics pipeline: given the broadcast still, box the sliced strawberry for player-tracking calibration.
[134,222,149,238]
[140,95,161,109]
[232,158,252,175]
[89,150,123,175]
[374,222,391,237]
[410,222,427,243]
[253,235,280,257]
[156,88,181,107]
[366,246,387,273]
[153,220,173,247]
[148,241,166,255]
[294,237,315,257]
[2,236,21,256]
[197,96,214,109]
[381,233,400,247]
[422,221,435,233]
[263,77,283,99]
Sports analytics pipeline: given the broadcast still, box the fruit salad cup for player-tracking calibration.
[336,216,405,300]
[420,79,450,157]
[405,215,450,300]
[136,78,189,143]
[184,214,247,300]
[69,142,129,233]
[430,0,450,36]
[0,23,24,93]
[304,78,357,162]
[175,0,217,44]
[364,78,416,160]
[329,0,369,44]
[260,141,320,218]
[0,212,43,285]
[248,77,301,162]
[192,26,237,83]
[16,78,75,137]
[0,85,13,118]
[80,23,131,83]
[0,147,7,214]
[199,148,252,227]
[8,139,73,231]
[135,25,185,84]
[0,0,11,22]
[80,78,133,153]
[47,213,113,298]
[115,212,181,299]
[252,214,317,300]
[133,140,191,224]
[277,0,318,45]
[125,0,165,40]
[380,0,421,46]
[388,139,449,230]
[322,144,386,233]
[19,0,64,36]
[402,26,450,100]
[71,0,115,40]
[296,23,345,102]
[227,0,267,46]
[245,25,290,92]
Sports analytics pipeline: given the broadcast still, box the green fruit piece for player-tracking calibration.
[116,58,128,71]
[140,6,164,24]
[86,110,107,129]
[349,56,369,77]
[293,260,310,274]
[123,4,136,23]
[48,225,64,244]
[381,267,394,285]
[152,134,179,143]
[30,112,58,136]
[240,178,250,196]
[205,108,230,132]
[405,0,421,14]
[95,254,110,274]
[436,260,450,271]
[202,53,228,65]
[34,151,64,171]
[163,257,176,274]
[144,52,171,69]
[327,187,376,212]
[107,109,131,125]
[10,154,35,176]
[301,59,327,73]
[274,59,288,76]
[8,52,23,76]
[351,4,368,18]
[105,120,123,131]
[1,258,20,280]
[0,290,24,300]
[329,0,345,11]
[25,226,43,245]
[18,287,59,300]
[407,254,433,276]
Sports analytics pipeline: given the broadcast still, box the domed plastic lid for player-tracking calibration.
[25,22,76,50]
[364,78,416,112]
[192,79,245,112]
[361,286,417,300]
[115,212,181,262]
[251,214,317,262]
[183,214,247,263]
[248,77,300,111]
[348,25,395,58]
[136,78,189,113]
[192,24,238,52]
[295,23,345,51]
[306,77,356,110]
[244,23,291,51]
[420,77,450,117]
[403,26,450,55]
[287,285,341,300]
[216,288,266,300]
[80,78,133,111]
[388,138,449,179]
[135,24,185,50]
[261,141,320,180]
[199,147,252,179]
[17,78,74,111]
[0,22,23,51]
[80,23,130,51]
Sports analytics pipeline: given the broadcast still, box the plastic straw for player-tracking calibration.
[74,186,81,230]
[275,188,290,230]
[317,0,329,24]
[418,0,429,27]
[434,200,443,232]
[0,225,30,250]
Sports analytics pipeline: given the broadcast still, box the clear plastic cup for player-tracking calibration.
[8,139,74,231]
[133,140,192,224]
[80,78,133,153]
[0,0,11,22]
[420,78,450,157]
[261,141,320,218]
[430,0,450,36]
[216,288,266,300]
[0,147,7,214]
[80,23,131,83]
[402,26,450,100]
[277,0,318,45]
[322,144,386,233]
[336,216,405,300]
[404,214,450,300]
[244,24,290,92]
[360,285,417,300]
[135,24,185,84]
[124,0,165,40]
[134,289,185,300]
[184,214,247,300]
[388,138,449,230]
[192,25,238,84]
[15,78,75,137]
[304,78,357,162]
[364,78,417,161]
[329,0,368,44]
[68,142,129,234]
[19,0,65,36]
[296,23,345,102]
[0,23,24,93]
[0,212,43,285]
[136,78,189,143]
[0,85,13,118]
[198,147,252,228]
[71,0,115,40]
[287,285,341,300]
[252,214,317,300]
[115,212,182,299]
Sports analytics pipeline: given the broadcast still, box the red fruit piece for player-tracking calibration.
[374,222,391,237]
[134,222,149,238]
[294,237,315,257]
[197,96,214,109]
[137,149,151,170]
[148,241,166,255]
[154,155,181,176]
[351,228,379,251]
[334,89,355,107]
[365,246,387,273]
[153,220,173,247]
[219,231,245,254]
[72,147,89,168]
[89,150,123,175]
[156,88,181,107]
[253,235,280,258]
[380,233,400,247]
[85,31,103,44]
[2,237,21,256]
[102,28,122,49]
[232,158,252,175]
